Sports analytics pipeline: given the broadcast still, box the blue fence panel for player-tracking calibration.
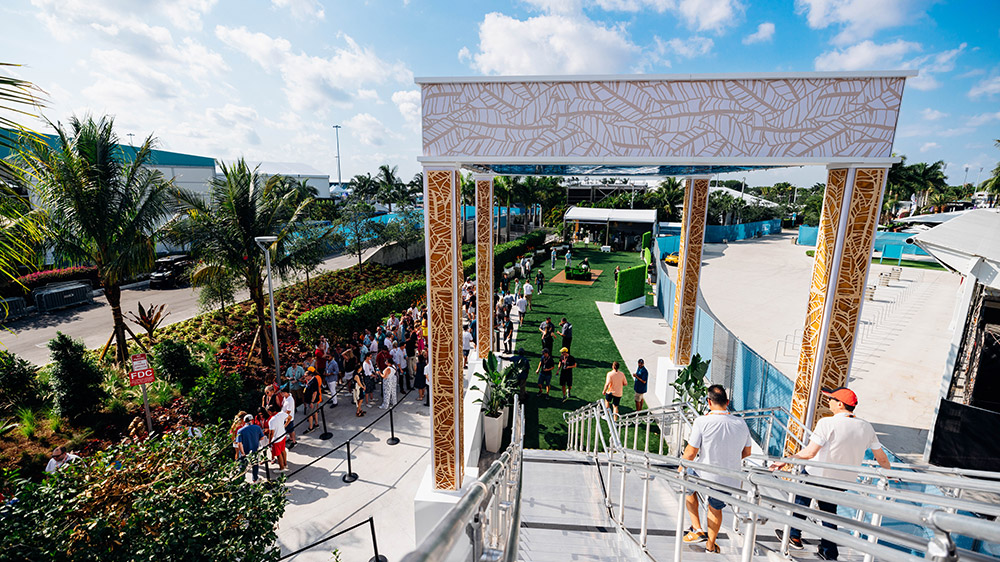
[692,308,714,380]
[797,225,819,246]
[874,231,928,255]
[656,235,681,256]
[704,219,782,243]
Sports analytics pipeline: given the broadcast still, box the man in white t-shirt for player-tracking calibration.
[515,295,528,322]
[266,405,289,471]
[461,325,474,368]
[280,390,297,449]
[45,446,79,473]
[680,385,751,554]
[523,281,534,311]
[772,387,890,559]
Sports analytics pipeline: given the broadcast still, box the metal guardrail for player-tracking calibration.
[564,399,1000,562]
[402,394,525,562]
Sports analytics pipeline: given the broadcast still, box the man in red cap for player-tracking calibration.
[772,387,891,560]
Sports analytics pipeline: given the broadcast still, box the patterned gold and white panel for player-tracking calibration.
[817,168,886,390]
[424,167,464,490]
[421,77,906,161]
[786,167,887,454]
[669,177,709,366]
[787,168,848,453]
[474,174,494,358]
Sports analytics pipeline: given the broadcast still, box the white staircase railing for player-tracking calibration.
[562,399,1000,562]
[402,395,525,562]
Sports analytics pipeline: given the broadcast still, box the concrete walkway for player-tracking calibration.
[273,388,431,561]
[593,233,959,461]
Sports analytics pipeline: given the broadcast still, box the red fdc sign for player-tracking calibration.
[128,353,155,386]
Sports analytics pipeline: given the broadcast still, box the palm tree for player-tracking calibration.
[908,160,947,208]
[171,159,313,366]
[376,164,403,213]
[655,177,685,222]
[1,63,45,287]
[495,175,523,243]
[349,172,379,202]
[927,192,952,214]
[16,115,175,365]
[460,173,474,243]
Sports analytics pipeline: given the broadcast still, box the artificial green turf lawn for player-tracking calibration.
[514,246,653,450]
[805,250,945,270]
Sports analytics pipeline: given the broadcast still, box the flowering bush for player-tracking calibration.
[1,266,100,297]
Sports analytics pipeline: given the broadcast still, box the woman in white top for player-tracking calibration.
[380,364,398,409]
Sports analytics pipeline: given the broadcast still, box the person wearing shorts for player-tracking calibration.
[558,347,576,401]
[632,358,649,412]
[602,361,627,418]
[535,349,554,396]
[266,404,288,471]
[679,385,752,554]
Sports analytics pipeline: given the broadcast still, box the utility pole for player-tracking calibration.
[332,124,342,188]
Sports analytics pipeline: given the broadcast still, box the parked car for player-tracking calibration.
[149,255,192,289]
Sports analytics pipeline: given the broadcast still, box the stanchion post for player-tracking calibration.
[342,440,358,483]
[368,517,387,562]
[319,399,333,440]
[387,408,400,445]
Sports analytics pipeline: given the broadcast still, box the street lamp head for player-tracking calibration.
[254,236,278,244]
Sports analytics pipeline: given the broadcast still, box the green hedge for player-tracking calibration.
[352,279,426,329]
[493,230,545,283]
[614,264,645,304]
[297,279,426,345]
[641,231,652,250]
[642,247,651,266]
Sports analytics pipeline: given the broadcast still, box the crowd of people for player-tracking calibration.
[227,306,433,483]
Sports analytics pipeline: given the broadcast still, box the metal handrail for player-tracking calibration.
[402,394,525,562]
[568,400,1000,562]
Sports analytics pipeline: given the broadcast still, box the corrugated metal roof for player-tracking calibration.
[563,206,658,223]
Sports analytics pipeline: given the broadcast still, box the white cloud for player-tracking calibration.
[656,36,714,59]
[920,142,939,153]
[469,12,638,75]
[160,0,218,30]
[795,0,930,45]
[920,108,948,121]
[969,75,1000,99]
[357,89,382,103]
[204,104,261,146]
[271,0,325,19]
[675,0,743,33]
[967,112,1000,127]
[215,26,412,112]
[524,0,741,32]
[742,22,774,44]
[904,43,966,90]
[814,39,920,71]
[391,90,421,128]
[344,113,401,147]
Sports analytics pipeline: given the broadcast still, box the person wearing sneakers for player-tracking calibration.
[680,385,752,554]
[771,387,891,560]
[557,347,576,400]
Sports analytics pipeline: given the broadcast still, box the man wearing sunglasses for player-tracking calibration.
[771,387,892,560]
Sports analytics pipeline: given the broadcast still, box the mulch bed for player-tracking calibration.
[549,269,603,286]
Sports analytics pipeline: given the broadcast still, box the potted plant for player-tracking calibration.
[670,353,710,413]
[472,352,513,453]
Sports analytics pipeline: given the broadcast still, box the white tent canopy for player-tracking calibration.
[911,209,1000,289]
[563,207,658,224]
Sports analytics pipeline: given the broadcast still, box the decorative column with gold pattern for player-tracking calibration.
[786,167,888,454]
[474,174,494,358]
[669,177,710,366]
[423,166,464,490]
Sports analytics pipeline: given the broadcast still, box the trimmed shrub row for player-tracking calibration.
[641,231,652,250]
[493,231,546,284]
[297,279,427,345]
[615,264,646,304]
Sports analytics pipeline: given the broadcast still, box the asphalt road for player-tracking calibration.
[1,248,380,366]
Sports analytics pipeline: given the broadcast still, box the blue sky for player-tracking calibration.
[1,0,998,188]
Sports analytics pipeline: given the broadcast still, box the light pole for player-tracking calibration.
[254,236,281,383]
[740,176,747,201]
[332,125,342,188]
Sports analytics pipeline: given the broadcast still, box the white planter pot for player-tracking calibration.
[483,413,504,453]
[613,295,646,315]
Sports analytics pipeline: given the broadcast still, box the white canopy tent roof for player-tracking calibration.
[563,207,658,224]
[895,209,980,226]
[911,209,1000,290]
